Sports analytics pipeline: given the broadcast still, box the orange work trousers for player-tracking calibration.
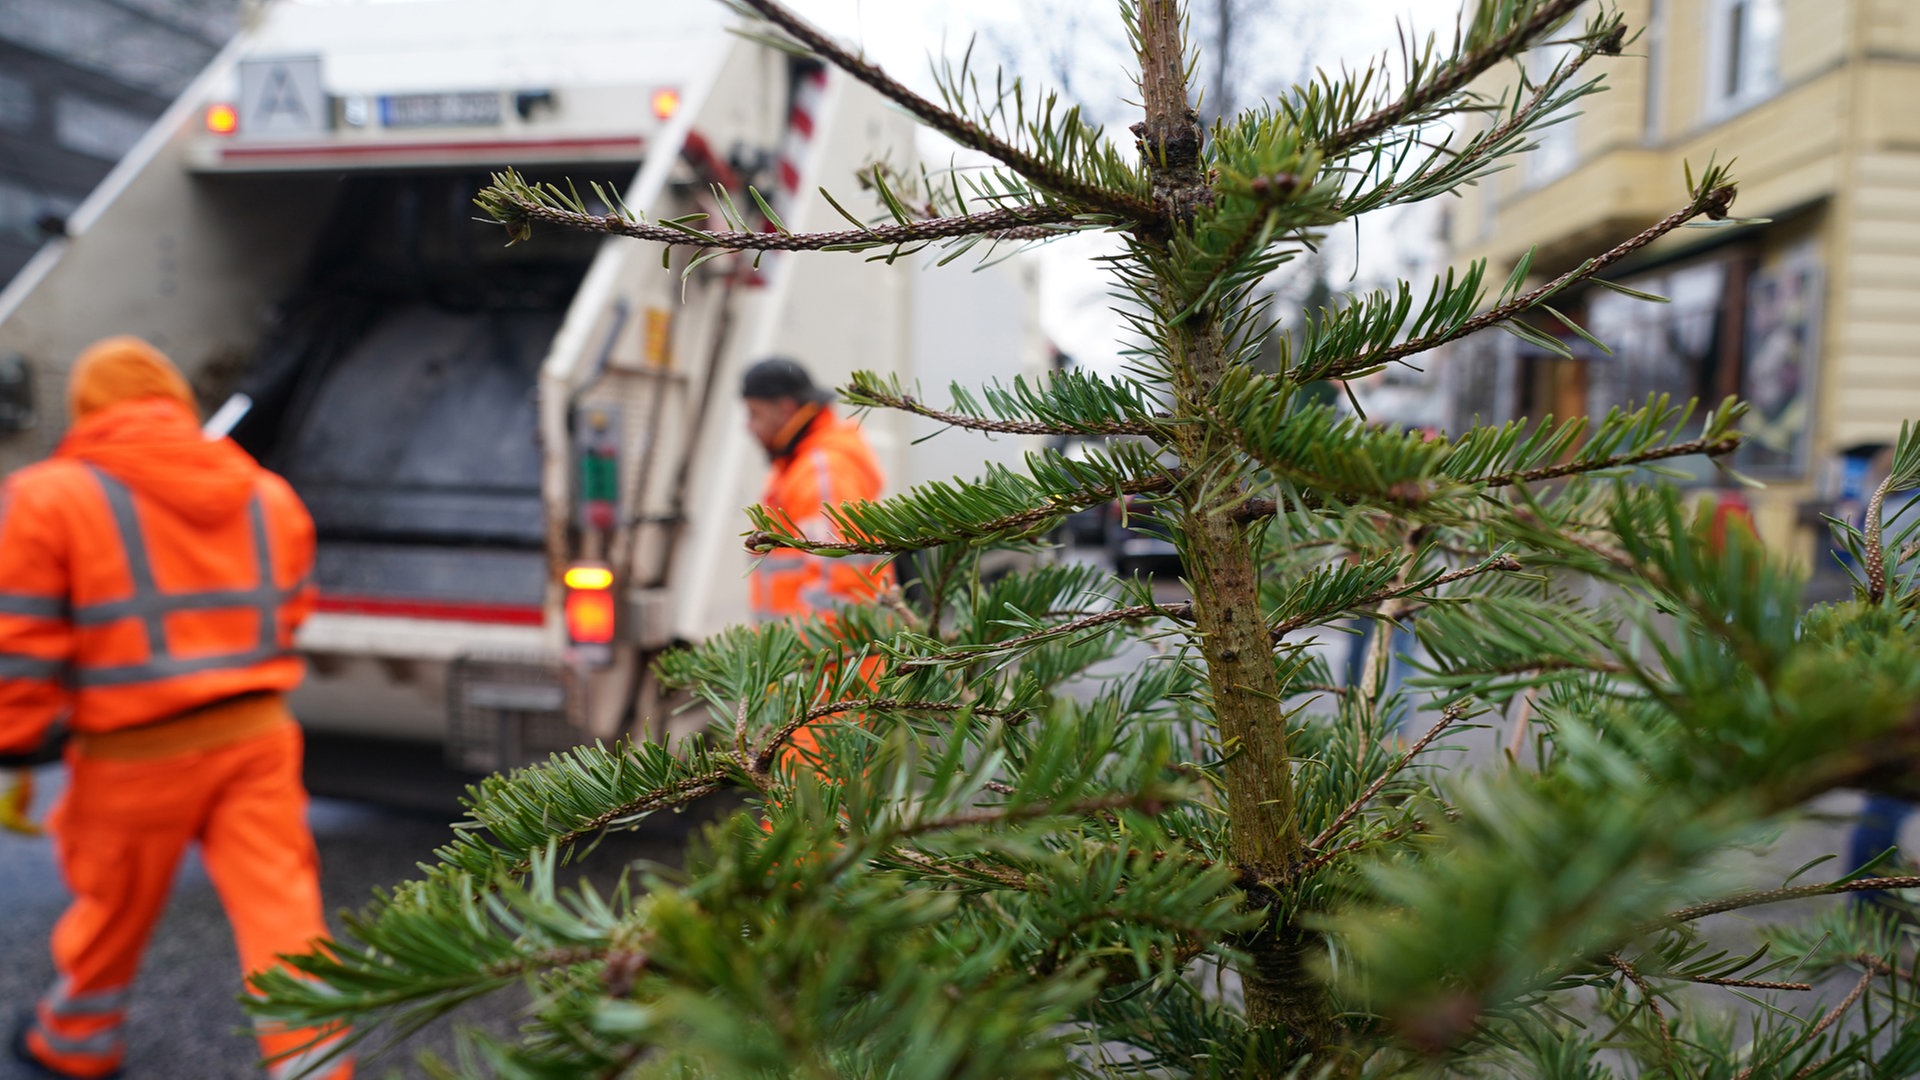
[25,714,351,1079]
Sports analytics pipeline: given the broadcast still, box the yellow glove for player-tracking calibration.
[0,769,42,836]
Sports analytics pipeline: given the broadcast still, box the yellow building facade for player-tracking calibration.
[1444,0,1920,562]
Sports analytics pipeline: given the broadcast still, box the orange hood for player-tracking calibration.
[68,336,198,424]
[57,399,260,525]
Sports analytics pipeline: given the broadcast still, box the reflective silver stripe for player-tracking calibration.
[87,469,166,657]
[46,977,129,1017]
[76,641,289,689]
[811,450,832,507]
[75,584,300,627]
[756,555,811,573]
[266,1042,351,1080]
[0,593,66,618]
[0,653,66,680]
[30,1017,123,1058]
[78,468,290,687]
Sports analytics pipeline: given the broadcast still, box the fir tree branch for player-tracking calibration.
[896,791,1167,839]
[732,0,1158,220]
[1306,182,1738,381]
[907,602,1195,666]
[1287,819,1432,880]
[1660,877,1920,925]
[482,179,1080,251]
[853,386,1159,437]
[1479,433,1743,488]
[1268,556,1523,643]
[502,771,733,876]
[1339,15,1621,213]
[1306,705,1466,852]
[745,475,1176,555]
[754,698,1030,771]
[1323,0,1589,155]
[1731,958,1884,1080]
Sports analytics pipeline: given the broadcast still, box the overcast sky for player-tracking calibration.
[783,0,1464,372]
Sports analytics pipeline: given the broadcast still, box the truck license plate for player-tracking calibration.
[379,92,501,128]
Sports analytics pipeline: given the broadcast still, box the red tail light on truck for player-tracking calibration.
[563,562,616,666]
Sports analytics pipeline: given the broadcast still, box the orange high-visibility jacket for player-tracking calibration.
[0,397,315,755]
[750,406,892,622]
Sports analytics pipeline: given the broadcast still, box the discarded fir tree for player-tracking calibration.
[254,1,1920,1075]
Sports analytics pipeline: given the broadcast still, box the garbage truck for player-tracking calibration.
[0,0,1046,772]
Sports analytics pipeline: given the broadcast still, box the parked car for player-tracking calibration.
[1105,495,1183,579]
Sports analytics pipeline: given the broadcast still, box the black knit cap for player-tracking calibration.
[741,357,833,403]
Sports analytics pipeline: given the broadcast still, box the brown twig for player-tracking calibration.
[1306,705,1466,852]
[1325,0,1591,154]
[735,0,1158,221]
[1609,954,1676,1065]
[1660,876,1920,925]
[1480,435,1743,488]
[1311,186,1737,380]
[1684,974,1813,992]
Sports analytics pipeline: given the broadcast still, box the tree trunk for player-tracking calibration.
[1131,0,1334,1060]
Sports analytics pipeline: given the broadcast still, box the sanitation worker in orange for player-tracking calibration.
[0,337,351,1080]
[743,357,891,624]
[742,358,892,767]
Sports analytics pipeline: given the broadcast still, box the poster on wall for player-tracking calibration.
[1739,261,1822,477]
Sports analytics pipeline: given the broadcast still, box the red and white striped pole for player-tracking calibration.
[748,62,829,285]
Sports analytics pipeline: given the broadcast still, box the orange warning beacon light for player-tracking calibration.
[205,102,240,135]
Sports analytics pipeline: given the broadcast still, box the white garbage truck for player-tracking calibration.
[0,0,1046,771]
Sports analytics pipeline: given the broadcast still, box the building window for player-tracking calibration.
[54,93,150,162]
[1524,42,1579,184]
[0,73,34,134]
[1706,0,1783,117]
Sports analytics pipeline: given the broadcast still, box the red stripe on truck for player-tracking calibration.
[220,135,645,164]
[314,594,547,626]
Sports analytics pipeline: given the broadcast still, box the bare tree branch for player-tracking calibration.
[734,0,1159,220]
